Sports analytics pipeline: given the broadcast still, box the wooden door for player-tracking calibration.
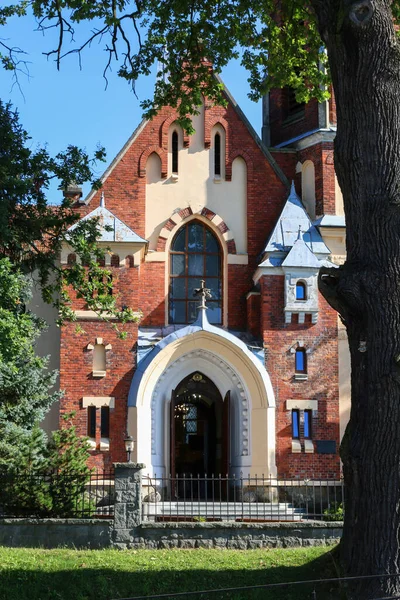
[222,390,231,477]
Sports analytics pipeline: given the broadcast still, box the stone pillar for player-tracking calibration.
[112,462,145,548]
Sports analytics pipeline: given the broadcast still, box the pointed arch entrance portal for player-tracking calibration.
[170,372,230,477]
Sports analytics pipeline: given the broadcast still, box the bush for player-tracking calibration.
[324,503,344,521]
[0,413,94,518]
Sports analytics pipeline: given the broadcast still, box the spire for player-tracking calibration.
[100,192,105,208]
[290,180,296,196]
[297,224,302,240]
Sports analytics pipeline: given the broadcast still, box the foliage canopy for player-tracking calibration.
[0,1,332,132]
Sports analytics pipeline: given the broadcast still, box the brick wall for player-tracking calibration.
[60,319,138,469]
[269,89,320,147]
[297,143,336,216]
[261,275,340,478]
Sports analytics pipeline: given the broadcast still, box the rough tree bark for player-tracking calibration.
[314,0,400,597]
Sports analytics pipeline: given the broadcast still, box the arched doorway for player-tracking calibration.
[170,372,230,477]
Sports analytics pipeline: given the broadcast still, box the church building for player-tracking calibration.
[58,81,348,480]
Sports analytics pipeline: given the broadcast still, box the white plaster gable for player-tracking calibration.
[68,195,147,244]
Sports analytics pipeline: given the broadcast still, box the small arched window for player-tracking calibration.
[295,348,307,374]
[214,132,221,176]
[301,160,316,219]
[172,131,179,174]
[125,255,134,268]
[111,254,120,268]
[296,281,307,301]
[67,253,76,265]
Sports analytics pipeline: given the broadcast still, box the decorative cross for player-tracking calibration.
[193,279,212,309]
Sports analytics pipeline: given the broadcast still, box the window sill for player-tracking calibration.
[304,439,314,454]
[88,438,96,450]
[294,373,308,381]
[100,437,110,451]
[214,175,222,183]
[291,439,301,453]
[171,173,179,182]
[92,370,106,378]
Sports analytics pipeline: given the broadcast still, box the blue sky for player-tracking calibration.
[1,12,262,202]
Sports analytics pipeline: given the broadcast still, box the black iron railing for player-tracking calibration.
[141,473,344,522]
[0,469,115,518]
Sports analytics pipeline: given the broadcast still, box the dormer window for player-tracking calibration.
[296,281,307,300]
[172,131,179,174]
[214,133,221,177]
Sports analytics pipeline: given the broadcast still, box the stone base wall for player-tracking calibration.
[0,519,113,549]
[113,521,343,550]
[0,519,342,550]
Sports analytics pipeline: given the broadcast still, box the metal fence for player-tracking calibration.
[0,469,115,519]
[142,473,344,522]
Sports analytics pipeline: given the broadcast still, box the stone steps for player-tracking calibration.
[142,502,305,521]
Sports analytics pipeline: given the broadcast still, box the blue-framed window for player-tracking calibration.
[296,281,306,300]
[292,409,300,439]
[295,348,307,373]
[304,409,312,439]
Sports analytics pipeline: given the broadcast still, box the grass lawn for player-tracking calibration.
[0,545,344,600]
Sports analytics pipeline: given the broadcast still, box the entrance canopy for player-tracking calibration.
[127,306,277,477]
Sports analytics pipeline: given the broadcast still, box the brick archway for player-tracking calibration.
[138,146,168,179]
[204,116,229,149]
[156,207,237,254]
[226,149,253,182]
[160,115,190,149]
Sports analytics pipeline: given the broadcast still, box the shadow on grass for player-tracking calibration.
[0,549,347,600]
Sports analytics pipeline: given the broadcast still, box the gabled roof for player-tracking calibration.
[282,238,321,269]
[83,75,290,205]
[68,194,147,243]
[263,182,330,256]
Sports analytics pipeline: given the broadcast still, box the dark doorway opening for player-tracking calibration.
[170,372,230,482]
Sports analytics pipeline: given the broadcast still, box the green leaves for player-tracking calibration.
[1,1,331,129]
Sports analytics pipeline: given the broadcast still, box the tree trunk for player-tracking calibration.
[313,1,400,597]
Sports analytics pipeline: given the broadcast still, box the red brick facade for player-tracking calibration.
[60,86,341,477]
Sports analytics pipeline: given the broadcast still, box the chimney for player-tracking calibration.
[62,182,84,204]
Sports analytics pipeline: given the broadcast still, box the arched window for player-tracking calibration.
[214,132,221,176]
[67,253,76,265]
[169,221,222,324]
[301,161,316,219]
[296,281,307,301]
[172,131,179,174]
[295,348,307,374]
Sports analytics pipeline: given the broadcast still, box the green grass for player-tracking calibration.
[0,545,344,600]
